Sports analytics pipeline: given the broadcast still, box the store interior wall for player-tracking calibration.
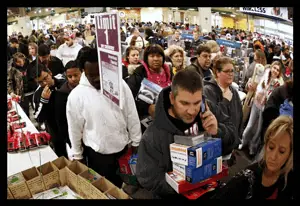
[140,8,163,23]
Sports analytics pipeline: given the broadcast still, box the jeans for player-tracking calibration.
[242,103,263,155]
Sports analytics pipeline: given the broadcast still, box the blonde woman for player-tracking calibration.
[164,45,186,79]
[212,115,293,199]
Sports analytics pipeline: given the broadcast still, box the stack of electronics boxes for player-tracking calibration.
[166,134,228,198]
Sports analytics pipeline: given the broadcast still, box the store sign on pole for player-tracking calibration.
[239,7,288,21]
[95,12,123,109]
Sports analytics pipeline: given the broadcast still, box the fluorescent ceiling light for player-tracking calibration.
[55,13,59,16]
[221,12,226,14]
[188,8,195,11]
[171,7,178,10]
[45,8,48,12]
[230,14,236,17]
[34,11,37,14]
[148,7,154,10]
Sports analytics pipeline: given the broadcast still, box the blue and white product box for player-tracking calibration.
[128,154,138,175]
[170,138,222,168]
[185,156,222,184]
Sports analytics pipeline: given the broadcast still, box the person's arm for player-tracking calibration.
[123,82,142,147]
[211,169,251,199]
[66,93,85,160]
[136,132,177,197]
[55,92,70,146]
[33,87,50,123]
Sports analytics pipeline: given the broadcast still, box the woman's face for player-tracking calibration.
[265,132,291,173]
[128,50,139,65]
[28,46,36,56]
[217,63,234,87]
[271,64,280,79]
[148,53,163,71]
[171,52,183,68]
[135,37,143,51]
[15,58,25,67]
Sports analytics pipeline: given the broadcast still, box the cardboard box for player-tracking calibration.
[65,161,88,193]
[166,165,228,194]
[7,188,14,199]
[88,177,110,199]
[51,156,71,186]
[22,167,46,195]
[37,162,60,189]
[186,157,222,184]
[104,187,130,199]
[7,173,32,199]
[170,138,222,168]
[77,169,101,198]
[170,143,191,166]
[53,185,82,199]
[32,187,63,199]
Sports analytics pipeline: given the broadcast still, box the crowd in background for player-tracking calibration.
[7,19,293,199]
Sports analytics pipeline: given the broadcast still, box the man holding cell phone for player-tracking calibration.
[136,69,237,199]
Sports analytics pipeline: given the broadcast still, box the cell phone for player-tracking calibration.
[201,96,206,114]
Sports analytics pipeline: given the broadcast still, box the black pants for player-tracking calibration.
[84,145,128,188]
[46,123,68,158]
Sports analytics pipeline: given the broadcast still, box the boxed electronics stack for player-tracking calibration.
[117,147,138,186]
[166,134,228,199]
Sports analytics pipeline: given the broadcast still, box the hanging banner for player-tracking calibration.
[95,12,122,109]
[216,39,241,49]
[239,7,289,21]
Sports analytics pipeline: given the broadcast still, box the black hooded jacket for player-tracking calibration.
[54,82,74,146]
[136,86,239,198]
[203,77,243,150]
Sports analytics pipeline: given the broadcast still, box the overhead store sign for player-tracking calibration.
[216,39,241,49]
[239,7,288,21]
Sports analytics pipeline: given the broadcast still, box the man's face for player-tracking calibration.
[193,32,199,41]
[84,62,101,90]
[197,52,211,69]
[39,55,50,66]
[36,71,54,88]
[64,37,74,47]
[170,88,202,124]
[66,68,82,88]
[174,32,180,40]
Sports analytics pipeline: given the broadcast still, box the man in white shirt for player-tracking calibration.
[66,48,142,187]
[125,27,140,45]
[56,34,82,66]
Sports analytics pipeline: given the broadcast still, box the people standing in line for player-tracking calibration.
[55,60,82,158]
[66,48,141,188]
[28,42,38,63]
[125,27,140,46]
[186,45,213,79]
[129,35,147,60]
[28,44,65,77]
[74,32,86,47]
[203,56,243,164]
[8,38,19,58]
[241,61,284,157]
[32,64,66,156]
[212,115,293,199]
[29,29,38,44]
[44,34,54,48]
[167,29,185,50]
[122,46,143,80]
[56,34,82,66]
[164,45,186,79]
[136,69,237,199]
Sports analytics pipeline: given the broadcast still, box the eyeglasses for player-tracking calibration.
[221,69,235,74]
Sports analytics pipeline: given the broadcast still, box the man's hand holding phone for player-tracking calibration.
[200,100,218,136]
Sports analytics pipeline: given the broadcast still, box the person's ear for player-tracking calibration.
[169,92,175,106]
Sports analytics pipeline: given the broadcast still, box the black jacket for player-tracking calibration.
[185,59,213,80]
[136,86,240,198]
[55,82,73,146]
[211,162,294,199]
[203,77,243,152]
[187,38,203,57]
[28,56,65,77]
[127,64,172,119]
[33,77,65,138]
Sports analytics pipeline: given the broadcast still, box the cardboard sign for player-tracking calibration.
[37,162,60,189]
[65,161,88,193]
[22,167,46,195]
[51,156,71,186]
[7,173,32,199]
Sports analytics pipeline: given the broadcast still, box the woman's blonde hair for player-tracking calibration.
[164,45,186,69]
[258,115,293,190]
[205,40,220,53]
